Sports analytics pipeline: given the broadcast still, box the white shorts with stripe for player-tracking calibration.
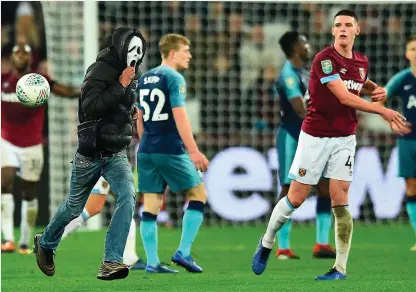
[289,130,356,185]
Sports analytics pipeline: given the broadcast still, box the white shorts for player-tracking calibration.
[91,176,110,195]
[1,138,44,181]
[289,131,356,185]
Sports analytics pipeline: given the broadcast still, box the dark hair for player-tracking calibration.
[333,9,358,23]
[406,34,416,46]
[279,31,300,58]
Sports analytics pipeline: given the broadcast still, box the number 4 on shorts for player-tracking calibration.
[345,155,352,169]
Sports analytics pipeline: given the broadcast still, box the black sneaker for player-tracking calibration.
[33,232,55,276]
[97,261,129,280]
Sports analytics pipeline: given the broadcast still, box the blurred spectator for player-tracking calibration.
[202,55,232,134]
[207,2,227,34]
[184,14,208,98]
[240,24,281,92]
[245,66,279,132]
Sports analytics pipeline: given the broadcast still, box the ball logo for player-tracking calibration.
[16,85,31,103]
[25,74,45,86]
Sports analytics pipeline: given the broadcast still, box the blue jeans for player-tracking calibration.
[40,151,136,263]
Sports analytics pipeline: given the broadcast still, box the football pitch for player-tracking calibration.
[2,224,415,292]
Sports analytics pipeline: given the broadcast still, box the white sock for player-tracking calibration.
[157,210,170,224]
[262,197,295,249]
[62,208,90,239]
[333,206,353,275]
[19,199,38,247]
[1,194,15,242]
[123,218,139,266]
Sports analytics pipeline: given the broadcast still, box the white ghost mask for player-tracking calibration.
[126,36,144,69]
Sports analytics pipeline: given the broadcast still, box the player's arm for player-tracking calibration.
[326,79,405,126]
[327,79,385,113]
[289,98,306,119]
[51,82,80,98]
[359,79,377,95]
[172,107,199,153]
[281,74,307,119]
[136,109,144,140]
[172,107,209,171]
[313,56,393,116]
[169,75,208,171]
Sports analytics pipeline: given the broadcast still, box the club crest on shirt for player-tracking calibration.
[102,180,108,189]
[285,77,295,88]
[298,168,307,177]
[359,68,365,80]
[321,60,332,74]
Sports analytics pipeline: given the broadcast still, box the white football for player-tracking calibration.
[16,73,50,107]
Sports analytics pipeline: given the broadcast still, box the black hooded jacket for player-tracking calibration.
[79,28,146,153]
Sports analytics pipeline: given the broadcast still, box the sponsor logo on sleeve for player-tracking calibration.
[321,60,333,74]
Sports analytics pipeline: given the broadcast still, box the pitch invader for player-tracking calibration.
[137,34,209,273]
[275,31,335,260]
[252,9,407,280]
[62,176,146,270]
[1,40,79,254]
[385,34,416,251]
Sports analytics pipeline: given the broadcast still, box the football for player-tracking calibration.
[16,73,50,107]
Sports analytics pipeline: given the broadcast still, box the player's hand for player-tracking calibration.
[380,108,406,127]
[189,150,209,172]
[390,120,412,136]
[371,87,387,102]
[131,105,140,120]
[119,67,135,88]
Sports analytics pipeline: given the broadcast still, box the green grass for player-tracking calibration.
[2,224,416,292]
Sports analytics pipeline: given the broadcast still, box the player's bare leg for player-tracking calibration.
[315,179,352,280]
[275,185,299,260]
[172,183,206,273]
[140,192,178,273]
[314,179,336,258]
[405,178,416,251]
[62,194,106,239]
[252,181,311,275]
[1,167,18,253]
[18,179,39,254]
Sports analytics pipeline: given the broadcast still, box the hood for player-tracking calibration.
[112,27,146,73]
[95,46,125,73]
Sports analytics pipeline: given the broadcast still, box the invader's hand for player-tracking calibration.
[119,67,135,88]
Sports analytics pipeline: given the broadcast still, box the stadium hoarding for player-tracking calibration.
[204,146,405,221]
